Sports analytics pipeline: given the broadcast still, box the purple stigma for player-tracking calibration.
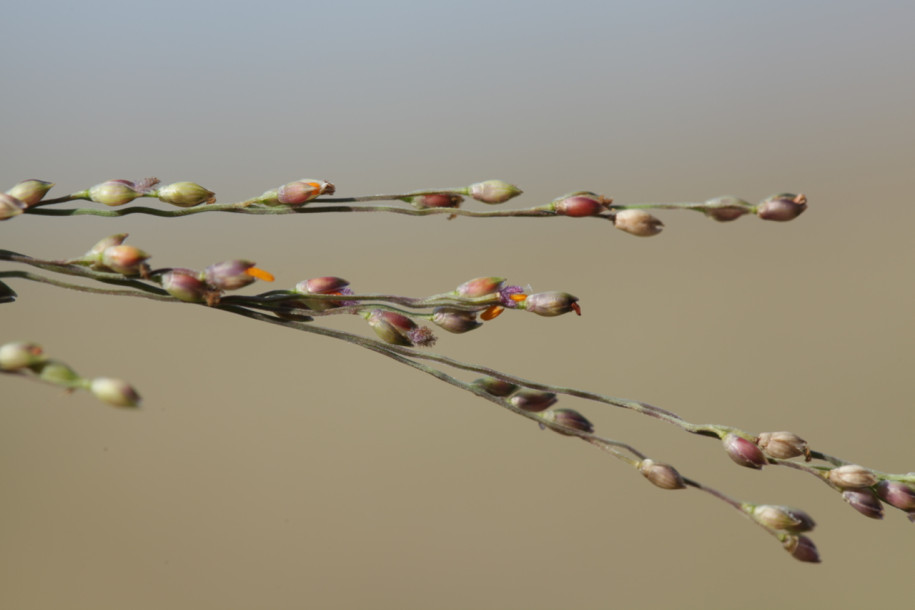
[498,285,525,307]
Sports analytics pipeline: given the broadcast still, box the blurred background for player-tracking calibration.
[2,1,913,608]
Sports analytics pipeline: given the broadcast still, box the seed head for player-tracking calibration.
[100,245,150,276]
[300,276,350,294]
[613,209,663,237]
[757,431,809,460]
[431,307,482,333]
[204,260,273,291]
[36,360,82,385]
[82,233,129,260]
[366,310,436,347]
[723,433,768,469]
[0,193,27,220]
[875,480,915,511]
[0,342,46,371]
[539,408,594,435]
[409,193,463,208]
[156,181,215,207]
[294,276,354,310]
[756,193,807,221]
[161,269,210,303]
[827,464,877,489]
[6,179,54,206]
[87,180,142,206]
[471,377,518,397]
[701,196,752,222]
[260,179,335,206]
[522,291,581,317]
[782,534,821,563]
[508,389,558,412]
[841,489,884,520]
[454,276,506,298]
[90,377,141,408]
[553,192,609,217]
[751,504,816,533]
[469,179,522,204]
[638,459,687,490]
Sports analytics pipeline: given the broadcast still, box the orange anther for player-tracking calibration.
[480,305,505,321]
[509,293,527,303]
[571,302,581,316]
[245,267,275,282]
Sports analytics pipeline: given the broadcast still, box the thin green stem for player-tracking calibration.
[0,271,173,301]
[610,202,705,211]
[684,477,744,511]
[0,250,168,296]
[226,289,500,310]
[366,344,700,430]
[212,303,697,473]
[0,368,87,394]
[21,202,575,219]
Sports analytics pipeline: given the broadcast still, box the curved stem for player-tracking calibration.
[3,258,902,494]
[0,270,173,301]
[0,250,168,296]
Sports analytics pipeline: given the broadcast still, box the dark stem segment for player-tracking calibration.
[22,203,582,219]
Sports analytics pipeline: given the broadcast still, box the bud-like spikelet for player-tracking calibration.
[6,179,54,206]
[161,269,210,303]
[613,209,663,237]
[875,480,915,511]
[302,276,349,294]
[701,196,752,222]
[0,342,46,370]
[259,179,335,206]
[757,431,809,460]
[539,408,594,435]
[552,192,609,217]
[82,234,129,260]
[751,504,816,532]
[0,193,27,220]
[782,534,821,563]
[639,459,687,490]
[89,377,141,407]
[366,310,436,347]
[408,193,463,208]
[156,182,216,207]
[827,464,878,489]
[468,180,522,204]
[293,276,353,311]
[454,276,506,298]
[100,245,150,276]
[35,360,82,385]
[723,433,768,469]
[471,377,518,397]
[431,307,482,333]
[756,193,807,221]
[204,260,273,291]
[521,291,581,316]
[508,389,557,412]
[841,489,884,520]
[86,180,142,206]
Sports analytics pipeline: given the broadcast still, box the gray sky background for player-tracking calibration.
[3,2,914,608]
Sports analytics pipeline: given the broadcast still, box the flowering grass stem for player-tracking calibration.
[0,176,889,563]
